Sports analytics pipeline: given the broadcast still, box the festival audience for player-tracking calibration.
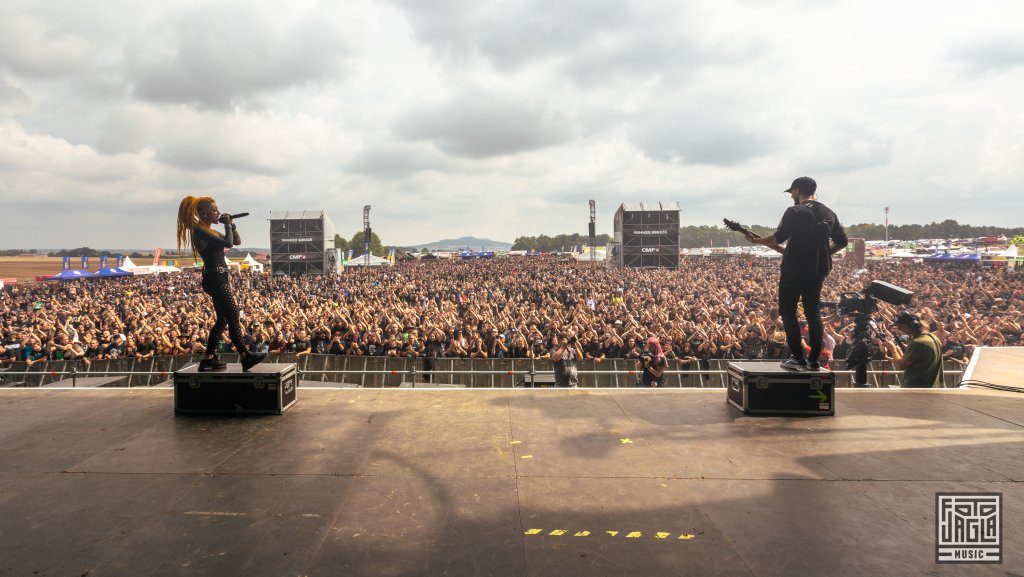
[1,257,1021,371]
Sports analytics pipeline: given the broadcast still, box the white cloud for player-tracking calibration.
[2,0,1024,250]
[0,14,94,79]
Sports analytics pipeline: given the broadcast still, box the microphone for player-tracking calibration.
[219,212,249,224]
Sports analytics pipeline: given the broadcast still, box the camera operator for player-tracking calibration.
[882,311,943,388]
[746,176,848,371]
[638,337,668,387]
[550,332,583,388]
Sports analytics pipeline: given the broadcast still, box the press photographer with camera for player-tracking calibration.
[638,337,668,387]
[882,311,943,388]
[550,332,583,387]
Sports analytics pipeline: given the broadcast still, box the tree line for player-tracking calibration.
[511,233,612,252]
[509,221,1024,251]
[680,220,1024,248]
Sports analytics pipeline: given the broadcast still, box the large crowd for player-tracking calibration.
[2,257,1021,371]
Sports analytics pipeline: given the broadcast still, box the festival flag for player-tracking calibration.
[62,256,71,270]
[152,248,162,266]
[347,249,354,261]
[116,254,125,268]
[81,256,90,270]
[99,255,108,269]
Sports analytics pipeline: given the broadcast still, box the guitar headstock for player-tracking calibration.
[722,218,745,233]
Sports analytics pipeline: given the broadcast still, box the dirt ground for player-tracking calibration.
[0,256,198,283]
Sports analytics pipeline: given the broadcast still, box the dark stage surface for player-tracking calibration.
[0,388,1021,577]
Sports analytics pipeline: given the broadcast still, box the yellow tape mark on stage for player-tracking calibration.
[509,440,522,445]
[620,438,633,444]
[525,528,696,541]
[521,455,533,459]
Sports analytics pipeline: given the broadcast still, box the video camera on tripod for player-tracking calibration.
[822,280,914,387]
[824,280,914,317]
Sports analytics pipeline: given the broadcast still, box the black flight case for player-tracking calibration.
[174,363,298,415]
[726,361,835,416]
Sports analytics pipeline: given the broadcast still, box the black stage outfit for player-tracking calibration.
[773,201,848,363]
[193,226,248,356]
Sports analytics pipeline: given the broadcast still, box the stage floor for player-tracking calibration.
[0,388,1021,577]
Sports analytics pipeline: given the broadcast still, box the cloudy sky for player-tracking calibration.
[1,0,1022,250]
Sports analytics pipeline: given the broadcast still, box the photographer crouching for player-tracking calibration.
[881,311,943,388]
[550,332,583,388]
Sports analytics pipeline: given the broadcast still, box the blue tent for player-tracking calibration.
[925,252,981,262]
[95,267,134,277]
[48,269,96,280]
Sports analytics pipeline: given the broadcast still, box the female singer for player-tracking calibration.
[176,196,266,371]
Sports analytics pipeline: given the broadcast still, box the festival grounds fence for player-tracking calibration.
[0,354,966,389]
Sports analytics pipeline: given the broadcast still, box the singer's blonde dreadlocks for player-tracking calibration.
[176,196,216,260]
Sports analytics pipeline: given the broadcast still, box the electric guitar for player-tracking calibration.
[723,218,754,238]
[724,218,784,254]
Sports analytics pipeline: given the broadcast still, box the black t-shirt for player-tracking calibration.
[773,201,848,280]
[136,341,156,357]
[311,337,331,355]
[3,340,23,361]
[106,342,127,359]
[832,340,851,362]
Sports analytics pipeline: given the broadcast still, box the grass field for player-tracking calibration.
[0,256,199,283]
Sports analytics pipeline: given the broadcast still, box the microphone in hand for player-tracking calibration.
[219,212,249,224]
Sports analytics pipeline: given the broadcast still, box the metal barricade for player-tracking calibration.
[492,358,515,388]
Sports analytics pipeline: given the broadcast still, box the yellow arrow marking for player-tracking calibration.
[655,532,671,539]
[626,532,642,538]
[574,531,590,537]
[549,529,567,536]
[524,529,542,535]
[606,531,619,537]
[678,533,696,540]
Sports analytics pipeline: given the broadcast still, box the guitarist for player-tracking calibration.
[744,177,848,371]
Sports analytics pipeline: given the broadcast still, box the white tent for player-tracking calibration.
[346,253,392,267]
[241,253,264,272]
[120,256,153,275]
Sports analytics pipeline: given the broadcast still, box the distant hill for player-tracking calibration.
[404,237,512,252]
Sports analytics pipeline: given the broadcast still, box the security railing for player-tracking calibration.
[0,354,966,389]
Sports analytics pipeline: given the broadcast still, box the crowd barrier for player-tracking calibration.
[0,354,965,389]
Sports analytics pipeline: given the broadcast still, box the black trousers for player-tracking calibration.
[202,276,248,356]
[778,275,825,362]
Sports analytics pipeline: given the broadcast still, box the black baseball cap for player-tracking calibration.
[784,176,817,195]
[892,311,919,327]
